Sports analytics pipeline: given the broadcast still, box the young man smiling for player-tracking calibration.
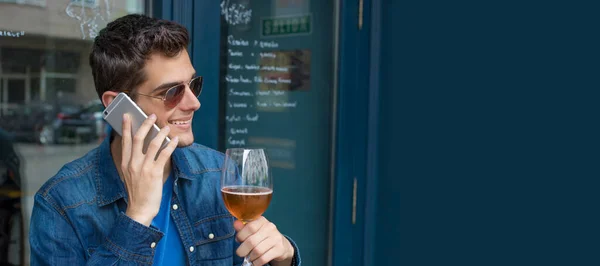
[29,14,300,266]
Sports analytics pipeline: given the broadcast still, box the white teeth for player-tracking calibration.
[169,119,190,125]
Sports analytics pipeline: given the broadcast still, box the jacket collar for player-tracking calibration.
[95,136,217,207]
[95,136,127,207]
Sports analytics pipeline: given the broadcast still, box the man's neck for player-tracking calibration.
[110,135,172,183]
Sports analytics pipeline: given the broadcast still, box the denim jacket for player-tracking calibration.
[29,137,300,266]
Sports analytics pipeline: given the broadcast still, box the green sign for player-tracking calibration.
[261,14,312,37]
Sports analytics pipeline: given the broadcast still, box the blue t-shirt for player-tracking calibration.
[151,173,186,265]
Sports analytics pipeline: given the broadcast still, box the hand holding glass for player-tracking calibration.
[221,149,273,265]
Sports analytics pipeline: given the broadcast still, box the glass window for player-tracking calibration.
[219,1,336,265]
[0,1,146,265]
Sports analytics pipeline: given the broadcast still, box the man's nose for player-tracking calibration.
[179,86,201,110]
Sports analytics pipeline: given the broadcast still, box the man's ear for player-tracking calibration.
[101,91,120,108]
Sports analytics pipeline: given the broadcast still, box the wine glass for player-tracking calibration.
[221,148,273,266]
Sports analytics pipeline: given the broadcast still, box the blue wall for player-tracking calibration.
[372,0,597,265]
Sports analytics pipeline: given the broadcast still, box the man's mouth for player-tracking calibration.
[168,119,192,125]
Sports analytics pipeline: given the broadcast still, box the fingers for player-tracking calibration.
[154,136,179,166]
[235,217,290,264]
[248,237,281,265]
[132,113,157,158]
[236,216,268,243]
[233,220,245,232]
[121,114,132,171]
[143,125,170,165]
[236,226,269,258]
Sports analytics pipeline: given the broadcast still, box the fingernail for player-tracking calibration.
[123,114,128,121]
[163,126,170,131]
[173,136,179,142]
[149,114,156,119]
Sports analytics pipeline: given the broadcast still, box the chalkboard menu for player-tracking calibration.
[218,1,334,265]
[219,2,316,169]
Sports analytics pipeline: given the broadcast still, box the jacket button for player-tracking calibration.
[172,204,178,210]
[150,242,156,248]
[189,246,195,252]
[208,233,215,239]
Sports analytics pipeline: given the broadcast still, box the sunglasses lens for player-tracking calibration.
[162,77,203,108]
[164,84,185,108]
[190,76,203,97]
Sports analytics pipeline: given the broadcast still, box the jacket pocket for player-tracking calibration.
[192,214,236,261]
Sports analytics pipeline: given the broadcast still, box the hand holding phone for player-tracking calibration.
[102,93,179,226]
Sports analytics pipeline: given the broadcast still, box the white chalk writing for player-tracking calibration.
[225,75,240,83]
[240,76,252,83]
[66,0,112,39]
[228,136,246,146]
[228,35,249,46]
[256,90,286,96]
[226,115,241,122]
[261,66,289,72]
[226,75,254,84]
[263,78,278,84]
[246,113,259,121]
[228,102,248,108]
[256,101,298,108]
[230,128,249,135]
[228,49,243,57]
[245,65,260,70]
[278,78,291,84]
[273,102,297,108]
[225,114,259,123]
[221,0,252,26]
[229,63,242,70]
[260,52,276,58]
[230,89,253,96]
[259,41,279,48]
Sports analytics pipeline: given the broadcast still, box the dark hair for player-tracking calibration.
[89,14,189,100]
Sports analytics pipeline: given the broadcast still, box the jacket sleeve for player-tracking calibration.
[284,235,301,266]
[30,193,163,265]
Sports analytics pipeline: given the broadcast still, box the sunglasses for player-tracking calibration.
[125,76,203,108]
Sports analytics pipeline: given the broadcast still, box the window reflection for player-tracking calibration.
[0,1,145,265]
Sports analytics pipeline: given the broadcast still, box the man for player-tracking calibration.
[29,14,300,266]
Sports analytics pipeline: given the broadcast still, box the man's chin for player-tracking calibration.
[170,131,194,147]
[175,136,194,147]
[177,141,193,148]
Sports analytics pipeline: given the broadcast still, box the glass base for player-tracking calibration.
[242,255,253,266]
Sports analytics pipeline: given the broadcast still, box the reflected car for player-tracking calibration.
[0,128,23,265]
[0,101,106,145]
[0,103,79,144]
[38,100,106,144]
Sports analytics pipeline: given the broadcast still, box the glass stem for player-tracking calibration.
[242,255,253,266]
[241,220,252,265]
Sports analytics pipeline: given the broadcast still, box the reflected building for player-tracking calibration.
[0,1,145,265]
[0,0,144,116]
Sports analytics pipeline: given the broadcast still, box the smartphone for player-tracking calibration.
[103,92,170,154]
